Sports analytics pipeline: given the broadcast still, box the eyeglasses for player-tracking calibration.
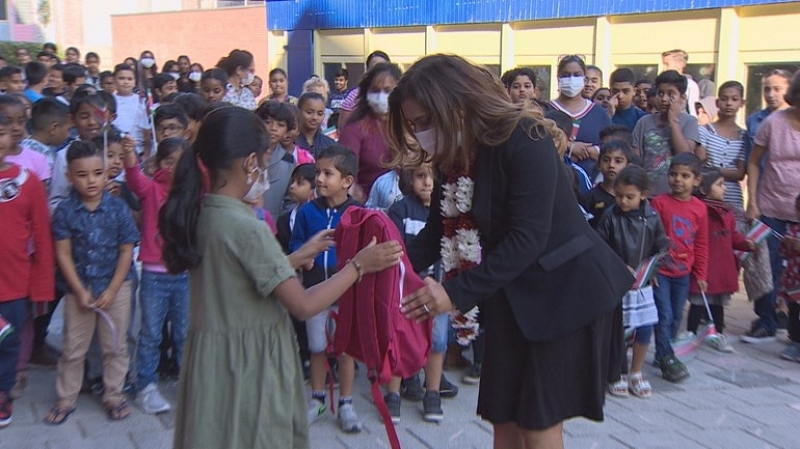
[156,124,185,133]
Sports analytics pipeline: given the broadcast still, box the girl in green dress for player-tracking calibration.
[158,106,402,449]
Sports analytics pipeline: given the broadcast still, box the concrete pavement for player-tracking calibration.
[3,291,800,449]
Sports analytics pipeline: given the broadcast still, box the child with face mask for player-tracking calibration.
[338,63,402,202]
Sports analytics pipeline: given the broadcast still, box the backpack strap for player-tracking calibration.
[370,382,402,449]
[325,308,338,414]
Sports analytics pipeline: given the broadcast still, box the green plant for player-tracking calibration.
[0,42,45,66]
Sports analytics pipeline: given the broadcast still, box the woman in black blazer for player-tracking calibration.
[388,55,633,449]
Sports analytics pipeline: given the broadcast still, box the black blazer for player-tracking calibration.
[407,121,633,342]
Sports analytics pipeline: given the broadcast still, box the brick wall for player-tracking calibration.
[111,6,268,78]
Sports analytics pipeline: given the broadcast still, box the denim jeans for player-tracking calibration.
[136,271,189,390]
[0,298,28,393]
[754,216,787,334]
[653,274,690,362]
[431,314,449,354]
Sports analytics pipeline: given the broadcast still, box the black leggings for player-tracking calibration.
[788,301,800,343]
[687,304,725,334]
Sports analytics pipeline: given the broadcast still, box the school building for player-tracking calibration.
[263,0,799,118]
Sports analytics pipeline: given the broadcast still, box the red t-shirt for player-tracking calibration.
[651,193,709,281]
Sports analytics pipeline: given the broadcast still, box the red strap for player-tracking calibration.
[325,309,338,414]
[370,375,402,449]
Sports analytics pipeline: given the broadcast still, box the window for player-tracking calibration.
[745,62,800,118]
[684,64,716,99]
[616,65,659,85]
[0,0,6,21]
[322,62,365,93]
[529,66,551,102]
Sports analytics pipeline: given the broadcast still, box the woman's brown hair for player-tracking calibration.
[387,54,566,173]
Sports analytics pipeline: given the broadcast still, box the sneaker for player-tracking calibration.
[400,373,425,401]
[462,363,481,385]
[780,342,800,362]
[659,355,690,383]
[306,398,327,424]
[135,383,171,415]
[29,344,60,367]
[672,331,696,344]
[422,391,443,422]
[0,392,12,429]
[706,334,734,353]
[438,374,459,398]
[337,403,363,433]
[384,393,401,424]
[741,327,776,344]
[776,311,788,330]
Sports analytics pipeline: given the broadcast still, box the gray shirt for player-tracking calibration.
[632,112,700,196]
[261,145,296,218]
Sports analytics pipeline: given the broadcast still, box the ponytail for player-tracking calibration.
[159,145,205,273]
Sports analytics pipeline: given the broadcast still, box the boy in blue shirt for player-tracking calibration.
[289,145,363,433]
[44,140,139,425]
[610,68,648,131]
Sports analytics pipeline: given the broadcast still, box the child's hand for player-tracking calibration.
[667,94,682,123]
[94,289,115,310]
[697,280,708,292]
[76,287,94,310]
[608,93,619,116]
[354,237,403,274]
[106,180,121,196]
[121,136,136,154]
[570,142,590,161]
[745,239,756,252]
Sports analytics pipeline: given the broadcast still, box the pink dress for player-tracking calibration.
[754,109,800,221]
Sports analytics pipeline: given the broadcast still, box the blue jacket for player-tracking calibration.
[289,196,360,287]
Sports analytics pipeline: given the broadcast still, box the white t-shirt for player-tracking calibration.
[113,94,151,154]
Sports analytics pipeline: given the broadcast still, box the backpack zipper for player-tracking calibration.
[324,207,335,279]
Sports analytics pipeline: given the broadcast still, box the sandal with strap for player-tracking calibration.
[106,400,131,421]
[628,372,652,399]
[607,375,629,397]
[44,405,76,425]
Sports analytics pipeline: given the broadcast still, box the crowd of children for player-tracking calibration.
[0,42,799,448]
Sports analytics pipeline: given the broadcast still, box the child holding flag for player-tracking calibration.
[778,194,800,362]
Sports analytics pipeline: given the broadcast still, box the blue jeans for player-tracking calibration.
[136,271,189,390]
[653,274,690,362]
[754,216,787,334]
[0,298,27,392]
[431,314,449,354]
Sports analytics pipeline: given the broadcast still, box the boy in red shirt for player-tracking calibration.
[650,153,709,383]
[0,114,55,428]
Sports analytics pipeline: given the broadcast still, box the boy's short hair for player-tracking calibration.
[62,64,86,85]
[291,163,316,185]
[655,70,688,95]
[500,67,536,89]
[172,93,206,121]
[30,97,69,131]
[99,70,114,82]
[24,61,48,85]
[670,152,702,175]
[154,103,189,128]
[334,68,349,80]
[91,126,123,149]
[599,125,633,144]
[66,140,102,164]
[317,145,358,179]
[48,64,64,75]
[113,63,135,76]
[599,140,634,162]
[634,79,652,88]
[0,66,22,80]
[37,51,53,60]
[97,90,117,115]
[609,68,635,85]
[255,100,297,130]
[646,87,658,100]
[544,108,572,140]
[152,73,175,90]
[85,52,100,61]
[69,90,107,115]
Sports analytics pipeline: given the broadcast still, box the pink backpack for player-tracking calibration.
[333,208,432,449]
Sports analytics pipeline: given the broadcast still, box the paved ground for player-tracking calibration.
[3,290,800,449]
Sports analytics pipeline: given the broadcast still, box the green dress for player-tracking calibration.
[173,194,308,449]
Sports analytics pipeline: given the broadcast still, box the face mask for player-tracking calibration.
[188,72,202,83]
[366,92,390,114]
[558,76,585,98]
[243,166,270,202]
[169,72,180,81]
[241,71,255,86]
[413,129,462,156]
[140,58,155,69]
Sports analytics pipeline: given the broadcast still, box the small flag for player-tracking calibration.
[785,288,800,303]
[0,313,13,345]
[631,254,663,290]
[735,219,777,262]
[323,126,339,141]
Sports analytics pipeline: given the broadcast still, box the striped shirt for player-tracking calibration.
[699,124,746,208]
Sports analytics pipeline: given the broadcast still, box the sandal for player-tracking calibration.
[44,405,75,425]
[628,372,652,398]
[607,375,629,397]
[106,400,131,421]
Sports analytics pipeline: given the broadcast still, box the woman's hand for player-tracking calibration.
[401,277,454,322]
[290,229,336,270]
[745,202,761,221]
[353,237,403,274]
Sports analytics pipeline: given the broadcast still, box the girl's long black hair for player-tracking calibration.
[158,106,268,273]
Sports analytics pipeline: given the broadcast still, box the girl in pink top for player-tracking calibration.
[122,136,190,414]
[745,71,800,340]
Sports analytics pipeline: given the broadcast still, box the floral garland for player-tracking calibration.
[440,169,481,344]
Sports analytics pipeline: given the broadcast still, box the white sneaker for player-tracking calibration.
[707,334,734,353]
[307,398,327,424]
[337,403,363,433]
[135,383,171,415]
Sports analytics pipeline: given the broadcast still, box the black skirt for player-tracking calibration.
[477,293,613,430]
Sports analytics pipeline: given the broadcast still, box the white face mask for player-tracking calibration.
[413,128,462,156]
[243,166,270,202]
[558,76,585,98]
[366,92,390,114]
[140,58,155,69]
[188,72,202,83]
[241,71,255,86]
[169,72,180,81]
